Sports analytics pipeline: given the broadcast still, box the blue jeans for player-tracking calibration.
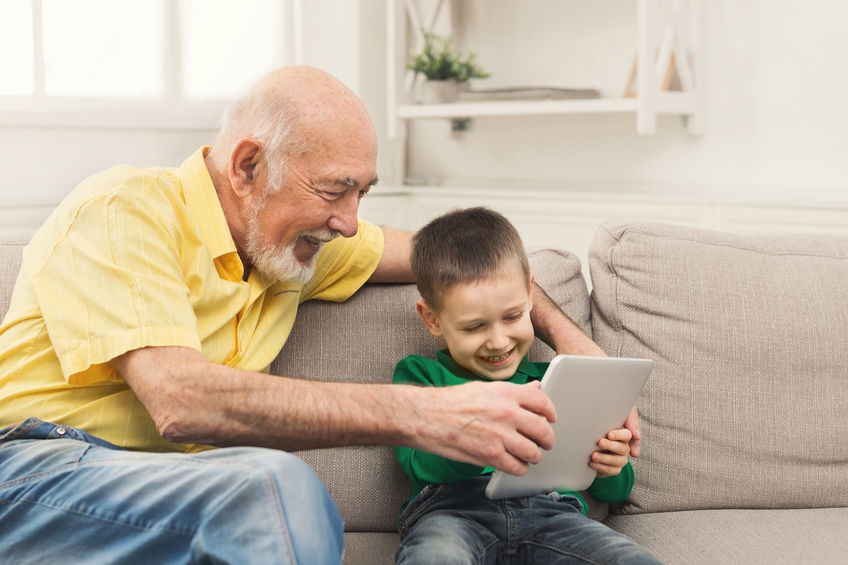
[0,418,343,564]
[396,476,662,565]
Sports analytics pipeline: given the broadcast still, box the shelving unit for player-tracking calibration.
[395,93,695,119]
[386,0,706,146]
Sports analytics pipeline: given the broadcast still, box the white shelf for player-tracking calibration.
[396,92,697,119]
[386,0,706,180]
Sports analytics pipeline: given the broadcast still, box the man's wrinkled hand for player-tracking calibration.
[415,380,557,476]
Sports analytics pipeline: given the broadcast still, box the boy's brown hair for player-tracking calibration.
[411,207,530,312]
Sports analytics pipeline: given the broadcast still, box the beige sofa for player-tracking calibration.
[1,220,847,564]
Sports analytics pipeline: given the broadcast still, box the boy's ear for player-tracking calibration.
[528,272,535,309]
[415,299,443,337]
[229,137,262,199]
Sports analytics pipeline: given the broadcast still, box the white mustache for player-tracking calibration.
[301,231,340,243]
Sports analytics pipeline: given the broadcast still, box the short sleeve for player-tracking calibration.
[28,184,201,384]
[392,355,435,386]
[300,219,384,303]
[586,461,634,504]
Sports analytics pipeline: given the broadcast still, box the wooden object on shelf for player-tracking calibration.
[624,52,682,98]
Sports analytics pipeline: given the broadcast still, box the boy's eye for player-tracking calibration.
[462,324,483,334]
[504,312,524,323]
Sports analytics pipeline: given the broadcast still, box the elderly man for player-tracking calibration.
[0,66,636,563]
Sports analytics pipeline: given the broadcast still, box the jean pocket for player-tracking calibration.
[545,491,584,513]
[399,483,449,535]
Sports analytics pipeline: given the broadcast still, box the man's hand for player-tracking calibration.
[406,380,557,476]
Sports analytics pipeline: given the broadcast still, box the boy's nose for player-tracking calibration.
[485,326,511,351]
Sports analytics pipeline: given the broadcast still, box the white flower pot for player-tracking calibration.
[414,79,468,104]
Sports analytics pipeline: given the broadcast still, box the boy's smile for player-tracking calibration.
[417,263,535,381]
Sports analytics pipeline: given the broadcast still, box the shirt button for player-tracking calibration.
[56,427,66,435]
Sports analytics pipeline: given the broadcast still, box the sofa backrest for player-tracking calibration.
[0,232,32,318]
[589,220,848,514]
[271,248,593,532]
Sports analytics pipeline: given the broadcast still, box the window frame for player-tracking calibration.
[0,0,303,130]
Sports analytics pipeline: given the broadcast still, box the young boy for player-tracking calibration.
[393,207,661,564]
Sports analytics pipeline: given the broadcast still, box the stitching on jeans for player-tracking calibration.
[400,484,450,531]
[0,462,80,491]
[522,538,605,565]
[0,418,41,442]
[251,461,299,564]
[0,495,197,537]
[0,453,307,555]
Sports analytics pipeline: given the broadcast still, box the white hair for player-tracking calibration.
[216,86,304,193]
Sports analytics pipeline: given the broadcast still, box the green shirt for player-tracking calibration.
[393,349,634,515]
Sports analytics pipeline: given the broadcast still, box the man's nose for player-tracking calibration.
[327,192,360,238]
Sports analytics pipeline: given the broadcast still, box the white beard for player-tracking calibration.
[243,201,337,284]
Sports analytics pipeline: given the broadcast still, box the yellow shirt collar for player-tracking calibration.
[176,146,239,262]
[176,146,246,282]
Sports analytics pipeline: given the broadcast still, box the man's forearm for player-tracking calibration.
[113,345,416,450]
[530,284,605,356]
[369,227,415,283]
[112,345,559,473]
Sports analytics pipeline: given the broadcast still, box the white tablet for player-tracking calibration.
[485,354,653,499]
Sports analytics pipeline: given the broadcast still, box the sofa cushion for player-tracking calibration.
[604,508,848,565]
[589,220,848,514]
[343,532,399,565]
[271,248,594,532]
[0,232,32,319]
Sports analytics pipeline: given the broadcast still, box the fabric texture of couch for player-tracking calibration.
[1,220,846,564]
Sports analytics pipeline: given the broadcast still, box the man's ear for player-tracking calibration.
[415,299,443,337]
[229,138,262,199]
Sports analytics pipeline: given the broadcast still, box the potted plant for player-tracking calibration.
[407,31,490,103]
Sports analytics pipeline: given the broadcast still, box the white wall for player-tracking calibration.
[401,0,848,206]
[0,124,216,230]
[2,0,846,265]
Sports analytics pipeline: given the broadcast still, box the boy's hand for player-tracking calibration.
[624,406,641,458]
[590,428,632,477]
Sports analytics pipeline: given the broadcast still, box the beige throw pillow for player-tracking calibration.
[589,220,848,514]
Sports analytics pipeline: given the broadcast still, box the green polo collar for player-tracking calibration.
[435,348,544,383]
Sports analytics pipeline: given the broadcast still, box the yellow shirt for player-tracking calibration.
[0,147,384,452]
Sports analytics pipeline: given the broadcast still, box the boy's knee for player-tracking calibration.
[398,537,481,565]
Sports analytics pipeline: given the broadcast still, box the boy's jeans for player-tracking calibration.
[0,418,343,564]
[396,476,662,565]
